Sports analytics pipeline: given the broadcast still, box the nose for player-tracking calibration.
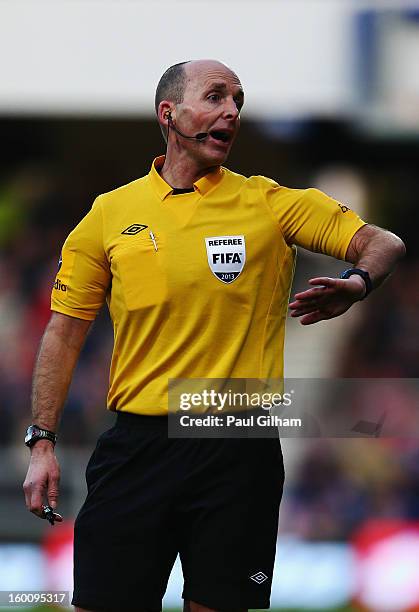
[223,97,240,120]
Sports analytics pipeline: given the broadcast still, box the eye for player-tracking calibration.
[208,94,221,102]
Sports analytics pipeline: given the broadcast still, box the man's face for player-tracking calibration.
[170,61,244,166]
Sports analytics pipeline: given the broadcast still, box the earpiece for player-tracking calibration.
[164,111,208,142]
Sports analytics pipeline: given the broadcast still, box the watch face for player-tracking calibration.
[25,425,41,445]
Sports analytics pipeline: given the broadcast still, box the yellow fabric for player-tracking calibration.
[51,156,366,415]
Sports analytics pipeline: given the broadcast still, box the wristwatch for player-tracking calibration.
[340,268,372,300]
[25,425,57,448]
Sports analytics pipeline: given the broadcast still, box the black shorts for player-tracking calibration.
[72,412,284,611]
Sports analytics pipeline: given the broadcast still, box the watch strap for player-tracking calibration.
[25,425,57,448]
[340,268,372,300]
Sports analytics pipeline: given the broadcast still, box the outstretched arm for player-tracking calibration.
[289,224,406,325]
[23,312,92,519]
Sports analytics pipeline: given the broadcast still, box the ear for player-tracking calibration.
[158,101,174,127]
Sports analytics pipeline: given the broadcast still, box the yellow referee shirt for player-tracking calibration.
[51,156,365,415]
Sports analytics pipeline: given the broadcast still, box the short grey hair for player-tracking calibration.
[154,61,191,115]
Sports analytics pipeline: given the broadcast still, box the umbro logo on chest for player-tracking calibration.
[205,235,246,284]
[121,224,148,235]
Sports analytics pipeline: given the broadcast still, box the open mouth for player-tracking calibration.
[209,130,231,143]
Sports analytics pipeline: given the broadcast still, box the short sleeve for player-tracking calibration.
[263,178,366,260]
[51,196,110,320]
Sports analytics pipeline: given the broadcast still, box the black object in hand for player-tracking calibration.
[42,504,55,525]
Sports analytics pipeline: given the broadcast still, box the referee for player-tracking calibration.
[23,60,405,612]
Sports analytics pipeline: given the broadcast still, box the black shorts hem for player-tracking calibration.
[182,586,271,610]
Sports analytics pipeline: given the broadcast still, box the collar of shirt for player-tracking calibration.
[149,155,225,201]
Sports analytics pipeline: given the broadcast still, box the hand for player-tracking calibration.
[23,442,63,522]
[289,275,366,325]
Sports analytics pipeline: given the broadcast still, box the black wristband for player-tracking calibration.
[340,268,372,300]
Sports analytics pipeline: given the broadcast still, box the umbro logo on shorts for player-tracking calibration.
[205,235,246,284]
[121,224,148,235]
[250,571,268,584]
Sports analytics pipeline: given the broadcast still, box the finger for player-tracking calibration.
[289,298,318,310]
[300,310,334,325]
[22,479,31,510]
[288,300,314,310]
[52,512,64,522]
[29,484,47,518]
[308,277,338,287]
[48,477,60,511]
[32,508,46,519]
[292,289,329,303]
[290,305,319,317]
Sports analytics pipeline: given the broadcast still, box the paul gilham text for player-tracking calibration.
[179,415,302,428]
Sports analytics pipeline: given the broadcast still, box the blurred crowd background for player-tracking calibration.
[1,1,419,609]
